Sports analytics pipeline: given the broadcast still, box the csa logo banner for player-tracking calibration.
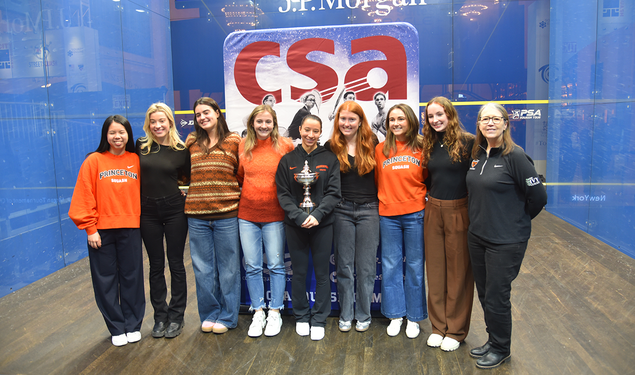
[223,23,419,144]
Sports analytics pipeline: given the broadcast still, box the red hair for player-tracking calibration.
[329,101,377,175]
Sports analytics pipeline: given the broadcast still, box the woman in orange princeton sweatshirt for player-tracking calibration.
[375,104,428,339]
[69,115,145,347]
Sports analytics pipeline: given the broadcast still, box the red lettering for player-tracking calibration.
[346,36,407,101]
[234,41,282,104]
[287,38,338,101]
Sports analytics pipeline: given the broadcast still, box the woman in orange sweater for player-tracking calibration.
[69,115,145,347]
[375,104,428,339]
[238,105,294,338]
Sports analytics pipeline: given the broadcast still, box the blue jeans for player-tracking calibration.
[238,219,286,310]
[188,217,241,328]
[380,210,427,321]
[334,200,380,323]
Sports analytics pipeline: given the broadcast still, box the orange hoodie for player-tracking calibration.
[375,141,427,216]
[69,151,141,235]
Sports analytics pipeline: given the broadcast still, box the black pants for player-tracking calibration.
[285,223,333,327]
[468,232,528,355]
[88,228,145,336]
[140,193,188,324]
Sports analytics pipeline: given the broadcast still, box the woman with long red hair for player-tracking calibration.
[325,101,379,332]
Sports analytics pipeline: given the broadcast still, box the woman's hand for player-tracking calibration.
[88,232,102,249]
[301,215,319,229]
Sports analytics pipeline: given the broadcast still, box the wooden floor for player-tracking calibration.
[1,211,634,375]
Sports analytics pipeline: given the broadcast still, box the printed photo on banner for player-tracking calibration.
[223,22,420,145]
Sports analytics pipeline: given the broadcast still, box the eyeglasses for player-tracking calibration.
[479,116,504,124]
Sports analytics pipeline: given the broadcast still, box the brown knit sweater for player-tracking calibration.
[184,133,241,219]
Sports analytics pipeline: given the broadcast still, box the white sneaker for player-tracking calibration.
[440,336,460,351]
[248,310,267,338]
[310,326,325,341]
[405,320,420,339]
[112,334,128,346]
[386,318,403,337]
[296,322,310,337]
[264,311,283,337]
[126,331,141,343]
[427,333,444,347]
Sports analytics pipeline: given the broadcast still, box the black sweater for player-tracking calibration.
[136,140,190,198]
[426,133,474,200]
[466,144,547,244]
[275,145,341,228]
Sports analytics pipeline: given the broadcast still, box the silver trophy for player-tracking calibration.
[294,160,319,214]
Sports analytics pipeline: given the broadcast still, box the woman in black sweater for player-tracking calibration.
[275,114,341,341]
[422,97,475,352]
[466,102,547,369]
[136,103,190,339]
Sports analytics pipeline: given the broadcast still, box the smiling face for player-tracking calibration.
[478,106,507,146]
[300,118,322,153]
[388,108,410,142]
[194,104,219,135]
[149,111,171,144]
[426,102,448,133]
[338,109,360,141]
[253,111,274,140]
[107,122,128,155]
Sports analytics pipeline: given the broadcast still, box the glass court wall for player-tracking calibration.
[0,0,173,297]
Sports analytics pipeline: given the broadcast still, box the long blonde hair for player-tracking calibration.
[241,105,284,160]
[382,103,423,157]
[138,102,185,154]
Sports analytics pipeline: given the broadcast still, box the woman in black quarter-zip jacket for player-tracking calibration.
[465,102,547,370]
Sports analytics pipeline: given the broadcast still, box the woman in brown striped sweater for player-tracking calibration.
[185,97,241,334]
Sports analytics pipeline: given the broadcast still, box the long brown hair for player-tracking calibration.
[187,97,231,154]
[422,96,473,168]
[241,105,285,160]
[471,102,518,159]
[382,103,423,157]
[329,101,377,175]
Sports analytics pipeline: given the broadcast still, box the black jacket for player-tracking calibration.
[466,144,547,244]
[275,144,341,228]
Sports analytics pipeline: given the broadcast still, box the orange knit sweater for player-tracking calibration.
[69,151,141,235]
[237,136,294,222]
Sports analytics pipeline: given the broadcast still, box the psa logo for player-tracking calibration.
[511,109,542,120]
[526,177,541,187]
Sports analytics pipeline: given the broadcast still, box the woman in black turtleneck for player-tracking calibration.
[421,96,475,353]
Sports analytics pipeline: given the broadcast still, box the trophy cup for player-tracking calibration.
[294,160,319,214]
